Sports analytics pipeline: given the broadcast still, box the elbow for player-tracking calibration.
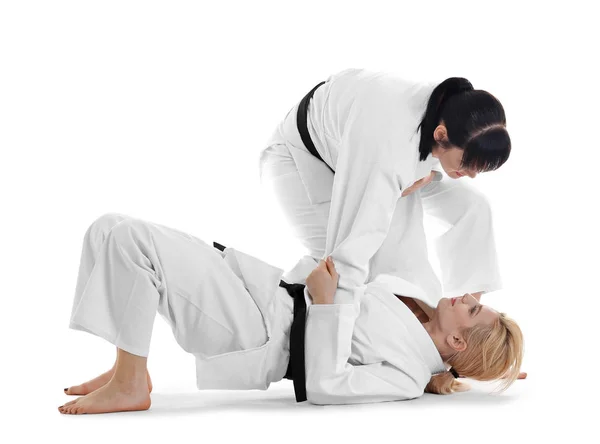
[407,384,425,400]
[305,376,351,405]
[305,378,335,405]
[306,391,331,406]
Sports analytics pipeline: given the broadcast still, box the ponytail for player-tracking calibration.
[426,312,524,396]
[425,371,470,395]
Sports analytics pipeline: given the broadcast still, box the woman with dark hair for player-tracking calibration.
[260,69,510,312]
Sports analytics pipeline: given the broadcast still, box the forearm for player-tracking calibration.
[304,303,422,405]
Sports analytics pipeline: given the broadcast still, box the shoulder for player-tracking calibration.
[346,73,433,126]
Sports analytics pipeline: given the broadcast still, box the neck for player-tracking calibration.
[422,320,454,361]
[396,295,454,361]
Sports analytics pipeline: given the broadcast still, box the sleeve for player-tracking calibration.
[304,301,424,405]
[324,98,405,306]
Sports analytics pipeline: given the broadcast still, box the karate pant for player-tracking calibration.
[69,213,268,358]
[259,143,502,300]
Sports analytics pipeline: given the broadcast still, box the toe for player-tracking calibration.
[67,385,84,395]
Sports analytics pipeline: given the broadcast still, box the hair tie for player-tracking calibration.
[449,367,460,378]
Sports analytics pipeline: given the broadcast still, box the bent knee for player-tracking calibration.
[84,213,129,243]
[107,217,149,243]
[90,212,128,230]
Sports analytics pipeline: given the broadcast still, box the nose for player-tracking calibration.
[467,170,477,179]
[461,293,477,305]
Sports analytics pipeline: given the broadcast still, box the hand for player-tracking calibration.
[401,171,435,197]
[306,256,339,305]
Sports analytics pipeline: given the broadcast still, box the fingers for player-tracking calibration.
[401,186,415,197]
[325,256,338,278]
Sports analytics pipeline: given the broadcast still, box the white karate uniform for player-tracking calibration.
[260,68,502,309]
[69,213,446,404]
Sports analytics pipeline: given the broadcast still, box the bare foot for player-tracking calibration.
[64,369,153,395]
[58,378,151,415]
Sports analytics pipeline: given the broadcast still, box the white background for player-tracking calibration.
[1,0,598,442]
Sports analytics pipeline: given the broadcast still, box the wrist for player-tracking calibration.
[308,290,334,305]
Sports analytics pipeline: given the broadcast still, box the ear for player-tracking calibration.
[446,333,467,353]
[433,124,448,143]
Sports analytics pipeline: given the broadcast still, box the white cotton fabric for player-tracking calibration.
[69,213,446,403]
[260,68,502,309]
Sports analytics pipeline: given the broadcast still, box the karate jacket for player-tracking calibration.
[194,248,446,405]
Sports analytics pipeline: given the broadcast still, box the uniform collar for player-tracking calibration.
[286,259,448,375]
[369,280,447,376]
[415,152,436,182]
[398,297,447,376]
[430,157,444,182]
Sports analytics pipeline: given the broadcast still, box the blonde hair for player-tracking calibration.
[425,312,524,395]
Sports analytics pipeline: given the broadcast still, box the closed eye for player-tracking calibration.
[471,304,483,316]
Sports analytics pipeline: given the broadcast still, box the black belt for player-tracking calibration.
[212,241,308,403]
[297,81,334,174]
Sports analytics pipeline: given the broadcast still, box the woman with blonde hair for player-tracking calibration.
[398,294,523,394]
[59,213,523,414]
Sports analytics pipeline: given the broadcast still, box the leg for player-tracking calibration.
[59,348,150,415]
[62,215,267,413]
[69,215,267,355]
[64,347,153,395]
[420,177,502,297]
[70,213,129,316]
[260,144,442,297]
[65,213,152,395]
[260,143,332,261]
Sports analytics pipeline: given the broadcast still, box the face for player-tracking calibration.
[434,294,499,352]
[432,125,478,179]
